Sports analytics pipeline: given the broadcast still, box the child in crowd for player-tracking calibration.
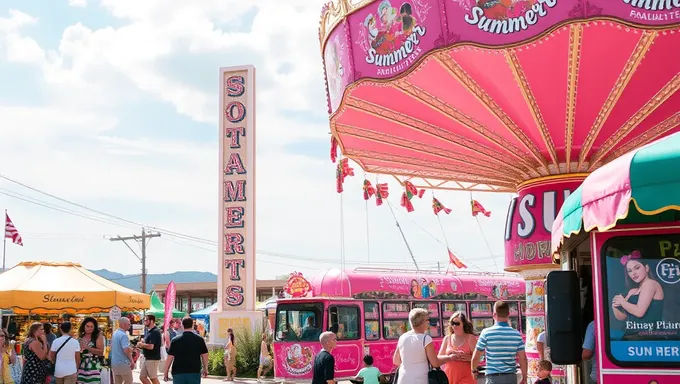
[535,360,552,384]
[354,355,381,384]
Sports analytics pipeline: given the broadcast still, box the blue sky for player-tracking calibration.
[0,0,514,280]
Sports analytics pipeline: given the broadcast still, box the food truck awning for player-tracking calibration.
[552,132,680,255]
[0,261,150,314]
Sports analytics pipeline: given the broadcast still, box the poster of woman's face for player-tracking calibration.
[602,234,680,364]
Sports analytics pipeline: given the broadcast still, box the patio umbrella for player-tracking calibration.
[0,261,150,314]
[552,132,680,254]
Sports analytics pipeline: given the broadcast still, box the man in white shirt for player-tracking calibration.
[50,322,81,384]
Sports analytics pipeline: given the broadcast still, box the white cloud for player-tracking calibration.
[68,0,87,7]
[0,2,513,282]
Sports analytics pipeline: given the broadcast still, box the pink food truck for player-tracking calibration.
[273,267,526,382]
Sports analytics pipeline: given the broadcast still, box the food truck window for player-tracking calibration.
[509,302,520,332]
[441,302,468,319]
[600,234,680,367]
[275,302,323,342]
[470,302,494,334]
[364,302,380,341]
[382,302,410,340]
[413,302,442,338]
[329,306,360,340]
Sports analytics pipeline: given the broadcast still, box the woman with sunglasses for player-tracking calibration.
[438,312,477,384]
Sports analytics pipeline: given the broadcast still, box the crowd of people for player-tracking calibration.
[311,300,598,384]
[0,314,219,384]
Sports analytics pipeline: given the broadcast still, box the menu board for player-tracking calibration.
[442,303,467,318]
[364,302,380,320]
[471,302,493,317]
[383,302,410,319]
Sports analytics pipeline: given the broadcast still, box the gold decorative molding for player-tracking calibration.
[388,175,513,193]
[603,112,680,164]
[435,52,549,171]
[565,24,583,172]
[341,96,541,178]
[335,123,528,178]
[504,49,559,173]
[392,79,541,173]
[589,73,680,170]
[578,30,657,170]
[345,149,519,185]
[319,0,374,51]
[352,165,518,192]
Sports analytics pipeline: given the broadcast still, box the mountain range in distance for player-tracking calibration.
[91,269,217,293]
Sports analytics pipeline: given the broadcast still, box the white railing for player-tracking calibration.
[352,266,520,277]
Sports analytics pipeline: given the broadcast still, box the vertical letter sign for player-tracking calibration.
[218,66,256,312]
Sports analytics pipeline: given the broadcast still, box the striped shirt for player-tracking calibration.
[475,322,524,375]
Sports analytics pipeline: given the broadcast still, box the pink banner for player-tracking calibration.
[504,178,583,270]
[349,0,443,80]
[163,281,176,332]
[327,0,680,85]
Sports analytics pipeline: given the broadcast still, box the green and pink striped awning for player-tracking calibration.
[552,132,680,254]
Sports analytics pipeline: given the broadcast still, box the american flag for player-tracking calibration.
[4,212,23,246]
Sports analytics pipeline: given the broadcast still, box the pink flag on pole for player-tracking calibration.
[163,281,177,333]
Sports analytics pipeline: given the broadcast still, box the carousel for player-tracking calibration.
[318,0,680,382]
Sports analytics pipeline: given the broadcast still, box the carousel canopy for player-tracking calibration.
[551,132,680,254]
[320,0,680,191]
[0,261,150,314]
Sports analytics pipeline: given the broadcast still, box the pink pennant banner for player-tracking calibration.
[163,281,176,332]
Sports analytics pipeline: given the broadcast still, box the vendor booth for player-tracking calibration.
[147,291,186,320]
[547,132,680,383]
[0,261,150,379]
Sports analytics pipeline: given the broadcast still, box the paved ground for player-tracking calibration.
[131,370,356,383]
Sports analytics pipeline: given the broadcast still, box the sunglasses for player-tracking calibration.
[451,321,461,326]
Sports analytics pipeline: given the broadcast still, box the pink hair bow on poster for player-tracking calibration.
[620,250,642,265]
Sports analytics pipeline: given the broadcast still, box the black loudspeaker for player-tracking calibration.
[545,270,583,365]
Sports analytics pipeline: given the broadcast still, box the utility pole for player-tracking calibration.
[109,228,161,293]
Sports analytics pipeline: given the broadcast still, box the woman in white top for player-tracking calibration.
[392,308,455,384]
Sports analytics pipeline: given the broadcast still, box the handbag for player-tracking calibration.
[48,336,73,375]
[422,335,448,384]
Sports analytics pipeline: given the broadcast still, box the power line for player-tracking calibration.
[109,228,161,293]
[0,174,215,244]
[1,173,502,271]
